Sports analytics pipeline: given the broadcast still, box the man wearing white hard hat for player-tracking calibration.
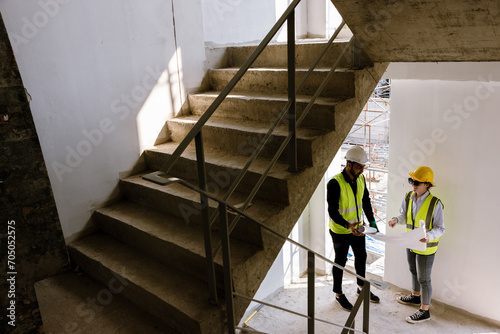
[327,145,380,311]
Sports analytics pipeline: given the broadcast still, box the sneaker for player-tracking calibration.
[406,309,430,324]
[397,294,421,306]
[336,294,353,311]
[357,288,380,303]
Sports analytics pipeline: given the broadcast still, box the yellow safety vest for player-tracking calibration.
[405,191,442,255]
[329,173,365,234]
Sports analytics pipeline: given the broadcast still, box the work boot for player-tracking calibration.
[406,309,431,324]
[335,294,353,311]
[397,294,421,306]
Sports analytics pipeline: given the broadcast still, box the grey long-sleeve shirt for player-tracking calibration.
[393,190,445,241]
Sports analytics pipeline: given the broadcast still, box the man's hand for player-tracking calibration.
[388,218,398,228]
[349,222,365,236]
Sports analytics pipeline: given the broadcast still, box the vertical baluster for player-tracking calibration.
[288,9,297,173]
[195,131,217,306]
[363,282,370,333]
[219,203,235,334]
[307,251,315,333]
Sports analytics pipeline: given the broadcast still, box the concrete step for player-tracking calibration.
[188,91,338,131]
[167,115,327,166]
[68,233,224,334]
[93,200,260,290]
[208,68,355,98]
[144,141,292,205]
[35,271,177,334]
[119,172,283,247]
[227,39,372,69]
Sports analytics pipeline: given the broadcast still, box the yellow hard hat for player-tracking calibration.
[408,166,434,185]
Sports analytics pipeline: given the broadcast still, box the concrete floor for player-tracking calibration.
[35,270,499,334]
[237,273,500,334]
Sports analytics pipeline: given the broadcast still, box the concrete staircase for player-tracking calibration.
[67,39,388,333]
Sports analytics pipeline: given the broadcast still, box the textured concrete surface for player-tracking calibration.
[209,68,356,98]
[0,13,68,334]
[35,271,175,334]
[68,233,225,334]
[227,39,372,69]
[332,0,500,62]
[238,273,500,334]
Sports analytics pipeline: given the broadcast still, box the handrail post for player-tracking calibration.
[195,131,218,306]
[307,251,315,334]
[219,203,235,334]
[363,282,370,333]
[287,9,297,173]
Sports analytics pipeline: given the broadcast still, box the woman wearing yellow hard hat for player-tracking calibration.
[388,166,445,324]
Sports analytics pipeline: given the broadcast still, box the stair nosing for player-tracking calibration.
[121,173,284,221]
[189,90,345,106]
[210,67,355,73]
[168,115,328,140]
[145,142,293,181]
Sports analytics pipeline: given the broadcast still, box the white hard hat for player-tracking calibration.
[345,146,368,164]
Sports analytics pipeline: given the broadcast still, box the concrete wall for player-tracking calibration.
[1,0,207,241]
[0,13,69,332]
[332,0,500,62]
[384,62,500,322]
[201,0,346,45]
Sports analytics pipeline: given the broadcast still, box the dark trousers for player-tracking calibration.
[329,229,367,294]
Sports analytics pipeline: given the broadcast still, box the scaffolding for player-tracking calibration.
[341,79,391,266]
[343,78,390,220]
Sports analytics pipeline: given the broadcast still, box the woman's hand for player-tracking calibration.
[420,234,430,243]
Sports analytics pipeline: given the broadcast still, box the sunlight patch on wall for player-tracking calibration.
[136,48,185,152]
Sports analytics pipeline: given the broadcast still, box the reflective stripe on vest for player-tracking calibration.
[329,173,365,234]
[405,191,441,255]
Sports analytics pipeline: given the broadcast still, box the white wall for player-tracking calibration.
[384,62,500,322]
[201,0,346,45]
[201,0,278,45]
[1,0,206,240]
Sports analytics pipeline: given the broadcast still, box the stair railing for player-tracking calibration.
[141,0,375,331]
[207,20,354,276]
[143,0,354,303]
[158,177,387,334]
[143,0,303,305]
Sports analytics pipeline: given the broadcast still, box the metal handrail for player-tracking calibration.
[139,0,379,331]
[208,22,352,261]
[142,0,303,307]
[142,0,353,306]
[159,177,387,334]
[142,0,302,184]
